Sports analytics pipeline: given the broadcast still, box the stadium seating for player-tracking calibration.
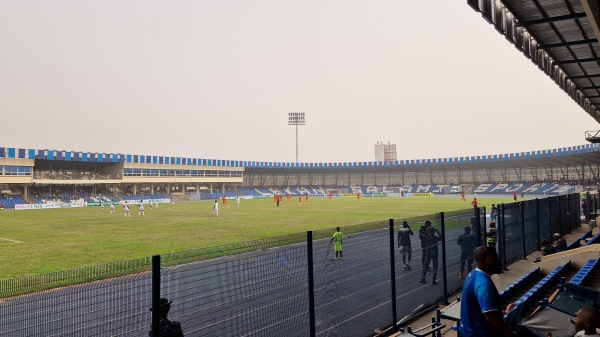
[566,230,593,250]
[499,267,541,303]
[503,261,571,329]
[570,259,600,286]
[0,196,27,208]
[118,194,169,202]
[471,182,576,195]
[239,184,458,196]
[583,231,600,246]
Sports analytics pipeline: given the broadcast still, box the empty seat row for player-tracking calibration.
[566,230,593,250]
[504,261,571,329]
[499,267,540,303]
[583,232,600,246]
[570,259,600,286]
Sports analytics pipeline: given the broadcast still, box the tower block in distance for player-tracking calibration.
[374,141,397,162]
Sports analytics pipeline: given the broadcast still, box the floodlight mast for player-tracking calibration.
[288,112,306,163]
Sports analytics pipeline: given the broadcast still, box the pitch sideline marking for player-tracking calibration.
[0,237,23,243]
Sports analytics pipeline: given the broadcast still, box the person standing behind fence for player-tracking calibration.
[397,221,414,270]
[486,222,497,249]
[490,204,498,223]
[457,226,476,279]
[419,221,441,285]
[330,227,343,260]
[458,246,520,337]
[149,298,184,337]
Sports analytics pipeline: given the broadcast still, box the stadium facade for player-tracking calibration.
[1,143,600,205]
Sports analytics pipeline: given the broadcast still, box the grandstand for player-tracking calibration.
[0,144,598,208]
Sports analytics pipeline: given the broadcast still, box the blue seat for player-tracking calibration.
[570,259,600,286]
[583,232,600,246]
[500,267,541,303]
[505,261,571,329]
[567,230,593,250]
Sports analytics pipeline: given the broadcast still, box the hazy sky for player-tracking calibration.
[1,1,596,163]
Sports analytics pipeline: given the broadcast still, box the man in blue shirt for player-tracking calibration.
[459,246,519,337]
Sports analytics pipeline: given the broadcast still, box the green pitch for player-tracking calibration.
[0,196,513,280]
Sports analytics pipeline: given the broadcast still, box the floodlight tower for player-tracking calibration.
[288,112,306,163]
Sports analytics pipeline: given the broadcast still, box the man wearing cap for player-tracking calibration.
[459,246,521,337]
[457,226,476,279]
[149,298,184,337]
[553,233,567,252]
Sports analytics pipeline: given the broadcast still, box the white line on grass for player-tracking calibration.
[0,237,22,243]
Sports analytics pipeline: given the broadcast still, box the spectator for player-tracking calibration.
[458,246,520,337]
[574,307,600,337]
[553,233,567,252]
[541,239,557,256]
[149,298,184,337]
[582,199,589,221]
[457,226,476,279]
[418,221,441,285]
[397,221,414,270]
[490,204,498,223]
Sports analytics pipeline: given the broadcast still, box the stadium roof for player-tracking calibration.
[3,144,600,173]
[468,0,600,124]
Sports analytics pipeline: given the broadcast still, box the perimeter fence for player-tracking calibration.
[0,193,583,337]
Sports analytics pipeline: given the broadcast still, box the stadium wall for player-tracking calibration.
[1,144,600,199]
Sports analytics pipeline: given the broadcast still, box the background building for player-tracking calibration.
[374,141,397,162]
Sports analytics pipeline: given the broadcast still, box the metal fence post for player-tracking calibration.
[548,197,553,238]
[440,212,448,304]
[482,206,487,229]
[500,204,508,271]
[567,194,572,233]
[535,198,541,250]
[151,255,161,337]
[306,231,316,337]
[388,219,398,333]
[520,202,526,259]
[474,208,482,247]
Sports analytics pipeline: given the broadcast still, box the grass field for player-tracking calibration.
[0,196,514,280]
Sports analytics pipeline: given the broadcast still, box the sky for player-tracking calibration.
[1,1,597,163]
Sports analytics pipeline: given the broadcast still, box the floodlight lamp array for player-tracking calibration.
[288,112,306,125]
